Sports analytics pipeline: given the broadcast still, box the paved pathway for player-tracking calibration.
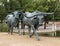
[0,32,60,46]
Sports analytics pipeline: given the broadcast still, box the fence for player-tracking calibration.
[37,22,60,36]
[14,22,60,36]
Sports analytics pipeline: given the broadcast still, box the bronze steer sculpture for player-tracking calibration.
[6,10,22,35]
[21,10,53,41]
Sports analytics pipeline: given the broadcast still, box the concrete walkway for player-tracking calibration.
[0,32,60,46]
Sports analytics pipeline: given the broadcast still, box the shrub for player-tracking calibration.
[56,31,60,37]
[0,23,8,32]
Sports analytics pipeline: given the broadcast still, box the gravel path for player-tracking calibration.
[0,32,60,46]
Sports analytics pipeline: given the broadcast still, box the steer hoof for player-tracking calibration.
[29,35,32,38]
[8,32,10,34]
[23,32,25,35]
[36,39,40,41]
[11,33,13,35]
[29,36,31,38]
[19,33,21,35]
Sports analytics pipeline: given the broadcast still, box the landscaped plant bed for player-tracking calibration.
[0,23,8,32]
[56,31,60,37]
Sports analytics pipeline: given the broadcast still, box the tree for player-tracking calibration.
[0,0,60,23]
[0,0,7,23]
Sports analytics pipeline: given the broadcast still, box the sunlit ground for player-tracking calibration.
[0,32,60,46]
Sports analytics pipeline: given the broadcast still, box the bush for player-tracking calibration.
[0,23,8,32]
[56,31,60,37]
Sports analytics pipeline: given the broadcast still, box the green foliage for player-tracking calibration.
[0,0,60,21]
[0,5,7,22]
[56,31,60,37]
[9,0,20,12]
[0,23,8,32]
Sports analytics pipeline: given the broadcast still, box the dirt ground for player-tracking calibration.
[0,32,60,46]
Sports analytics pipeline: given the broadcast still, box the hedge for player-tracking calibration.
[0,23,8,32]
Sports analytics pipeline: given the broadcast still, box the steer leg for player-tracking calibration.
[22,24,25,35]
[31,25,40,41]
[8,26,10,34]
[17,26,20,35]
[16,23,21,35]
[7,24,11,34]
[10,26,13,35]
[28,26,32,37]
